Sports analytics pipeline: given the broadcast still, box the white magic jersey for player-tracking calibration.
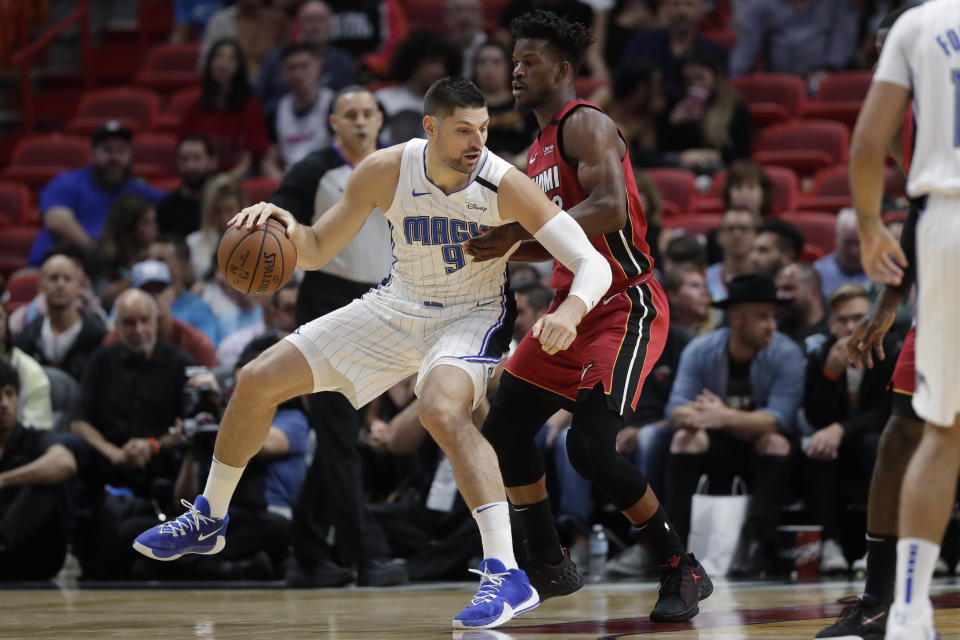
[874,0,960,197]
[383,138,515,305]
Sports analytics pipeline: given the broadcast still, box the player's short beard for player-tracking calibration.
[442,153,476,175]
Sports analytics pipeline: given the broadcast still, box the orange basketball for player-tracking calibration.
[218,218,297,296]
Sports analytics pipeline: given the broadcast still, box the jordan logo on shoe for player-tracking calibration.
[197,526,225,541]
[691,572,701,583]
[668,555,681,568]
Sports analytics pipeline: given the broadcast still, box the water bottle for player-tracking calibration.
[588,524,608,583]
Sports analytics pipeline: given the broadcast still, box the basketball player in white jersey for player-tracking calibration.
[852,1,960,637]
[133,76,612,630]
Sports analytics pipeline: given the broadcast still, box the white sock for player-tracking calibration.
[894,538,939,611]
[202,457,245,519]
[473,502,518,570]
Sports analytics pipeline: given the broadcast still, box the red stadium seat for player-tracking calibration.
[574,77,611,100]
[0,226,40,278]
[0,134,91,191]
[752,120,849,176]
[241,177,280,205]
[134,43,202,94]
[401,0,445,32]
[647,168,697,214]
[797,164,852,213]
[0,181,37,226]
[703,28,737,52]
[662,213,722,237]
[63,88,161,136]
[730,73,807,128]
[148,176,182,193]
[154,85,202,133]
[132,132,178,180]
[702,165,799,213]
[777,211,836,254]
[801,71,873,127]
[4,271,41,306]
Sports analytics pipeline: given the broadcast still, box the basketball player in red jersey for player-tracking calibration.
[465,10,712,623]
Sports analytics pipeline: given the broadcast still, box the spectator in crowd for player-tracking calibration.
[447,0,487,81]
[375,31,461,145]
[814,208,871,298]
[171,0,223,43]
[1,306,53,430]
[156,135,218,239]
[730,0,859,94]
[89,193,159,305]
[633,169,664,268]
[660,47,751,173]
[722,161,773,217]
[472,40,538,161]
[661,233,707,273]
[148,237,220,346]
[705,209,757,301]
[187,174,246,284]
[775,262,829,351]
[201,0,288,80]
[664,274,803,577]
[601,60,667,169]
[217,281,299,371]
[27,122,164,267]
[803,284,896,574]
[181,39,270,180]
[256,1,355,115]
[325,0,409,76]
[663,264,711,334]
[104,261,218,368]
[263,43,336,178]
[512,281,553,345]
[618,0,727,104]
[14,252,107,382]
[600,0,657,70]
[0,359,77,581]
[750,218,805,277]
[70,289,194,494]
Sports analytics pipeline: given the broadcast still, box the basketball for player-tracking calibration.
[218,218,297,296]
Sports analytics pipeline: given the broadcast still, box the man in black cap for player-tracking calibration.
[662,274,805,577]
[27,120,164,266]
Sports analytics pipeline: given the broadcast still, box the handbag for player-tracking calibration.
[688,474,750,577]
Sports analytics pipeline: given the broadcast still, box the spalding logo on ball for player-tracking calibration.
[218,218,297,296]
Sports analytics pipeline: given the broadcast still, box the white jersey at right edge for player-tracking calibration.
[874,0,960,197]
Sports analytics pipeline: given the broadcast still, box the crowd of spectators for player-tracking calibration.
[0,0,929,584]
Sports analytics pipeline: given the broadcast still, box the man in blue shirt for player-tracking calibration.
[813,208,872,299]
[662,274,804,577]
[28,121,164,267]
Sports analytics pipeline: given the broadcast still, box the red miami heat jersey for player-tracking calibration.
[526,99,654,294]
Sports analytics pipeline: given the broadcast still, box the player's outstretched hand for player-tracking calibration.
[848,294,898,369]
[859,223,907,286]
[462,223,524,262]
[228,202,298,238]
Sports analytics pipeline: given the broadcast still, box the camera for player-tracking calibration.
[182,366,223,439]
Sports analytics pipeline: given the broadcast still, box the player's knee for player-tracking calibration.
[234,358,275,402]
[670,428,707,454]
[565,431,594,479]
[878,415,924,464]
[418,397,469,441]
[755,432,790,457]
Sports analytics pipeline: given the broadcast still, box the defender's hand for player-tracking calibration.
[463,223,524,262]
[848,295,898,369]
[229,202,298,238]
[532,296,587,354]
[859,223,907,286]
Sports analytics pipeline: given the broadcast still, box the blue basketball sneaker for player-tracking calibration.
[453,558,540,629]
[132,495,229,561]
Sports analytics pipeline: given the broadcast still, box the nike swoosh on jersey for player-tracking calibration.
[197,526,225,541]
[602,292,621,305]
[412,189,430,197]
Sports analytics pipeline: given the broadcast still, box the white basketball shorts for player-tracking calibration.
[284,282,512,409]
[913,193,960,427]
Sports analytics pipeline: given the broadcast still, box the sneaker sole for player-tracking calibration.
[132,536,225,561]
[452,587,540,630]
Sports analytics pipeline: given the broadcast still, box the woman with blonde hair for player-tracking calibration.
[661,47,751,174]
[186,173,247,282]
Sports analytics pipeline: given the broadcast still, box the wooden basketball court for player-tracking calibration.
[4,578,960,638]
